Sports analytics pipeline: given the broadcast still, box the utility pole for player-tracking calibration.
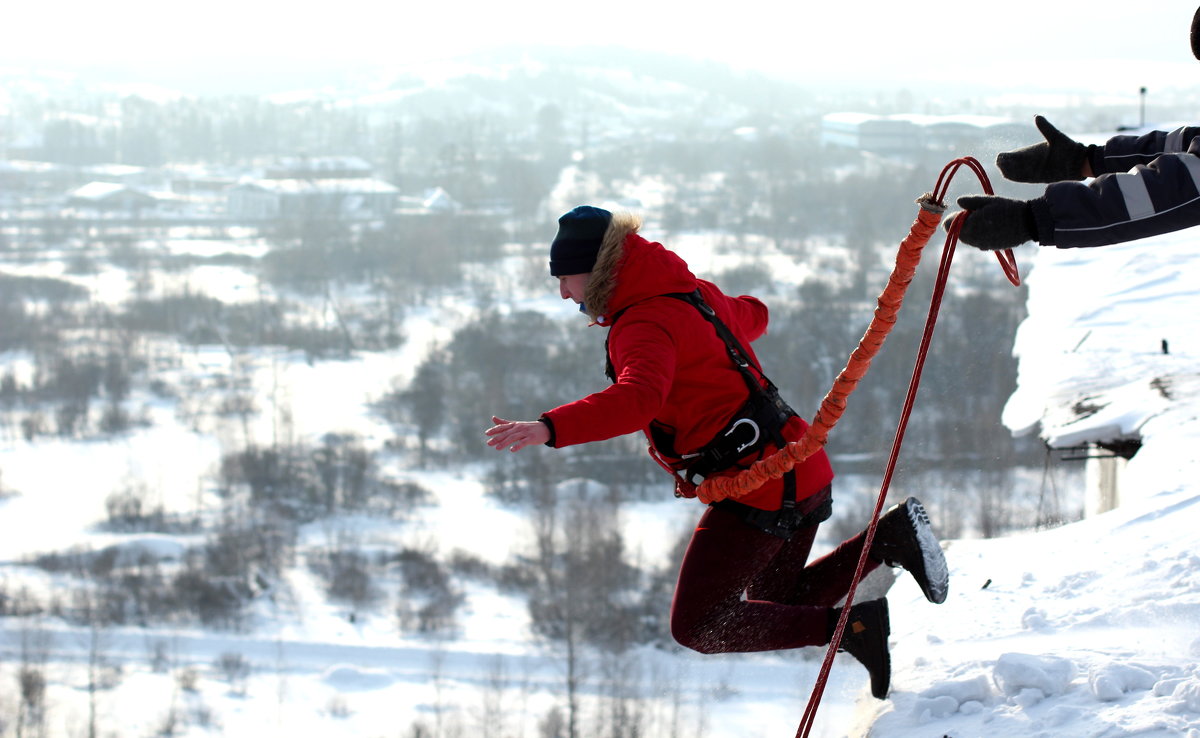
[1118,87,1150,132]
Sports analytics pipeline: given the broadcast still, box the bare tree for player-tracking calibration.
[401,354,448,468]
[598,651,647,738]
[523,488,645,738]
[214,651,251,697]
[15,623,51,738]
[16,666,46,738]
[425,641,466,738]
[475,654,510,738]
[74,589,123,738]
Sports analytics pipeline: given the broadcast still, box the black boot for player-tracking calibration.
[871,497,949,604]
[834,598,891,699]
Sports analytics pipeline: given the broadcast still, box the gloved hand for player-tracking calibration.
[996,115,1091,183]
[946,195,1037,251]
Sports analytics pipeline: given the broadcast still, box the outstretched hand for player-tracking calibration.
[485,416,550,452]
[996,115,1090,184]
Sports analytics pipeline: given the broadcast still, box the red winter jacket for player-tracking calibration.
[541,217,833,511]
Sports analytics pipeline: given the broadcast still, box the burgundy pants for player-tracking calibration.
[669,490,882,654]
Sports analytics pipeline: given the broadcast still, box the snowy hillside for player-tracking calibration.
[865,232,1200,737]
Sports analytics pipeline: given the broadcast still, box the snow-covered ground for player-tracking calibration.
[2,210,1200,737]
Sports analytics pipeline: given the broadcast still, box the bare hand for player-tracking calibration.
[485,416,550,452]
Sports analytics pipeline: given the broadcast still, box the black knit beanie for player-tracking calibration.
[549,205,612,276]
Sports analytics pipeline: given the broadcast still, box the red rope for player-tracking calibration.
[794,158,1017,738]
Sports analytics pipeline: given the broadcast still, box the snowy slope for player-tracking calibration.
[868,478,1200,736]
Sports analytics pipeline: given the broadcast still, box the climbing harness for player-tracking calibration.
[611,288,812,538]
[778,157,1021,738]
[668,289,818,538]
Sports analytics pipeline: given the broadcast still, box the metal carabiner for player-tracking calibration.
[724,417,761,454]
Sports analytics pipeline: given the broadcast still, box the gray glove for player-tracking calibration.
[947,195,1037,251]
[996,115,1090,183]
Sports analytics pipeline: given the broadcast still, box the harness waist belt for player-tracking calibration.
[683,385,797,486]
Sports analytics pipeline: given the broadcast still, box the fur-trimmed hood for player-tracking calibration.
[583,213,699,324]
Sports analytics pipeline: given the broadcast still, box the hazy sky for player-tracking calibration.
[7,0,1200,96]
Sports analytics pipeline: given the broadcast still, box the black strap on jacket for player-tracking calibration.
[605,289,807,536]
[662,291,799,510]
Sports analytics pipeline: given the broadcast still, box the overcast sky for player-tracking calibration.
[7,0,1200,96]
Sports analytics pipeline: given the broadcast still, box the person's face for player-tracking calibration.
[557,273,589,305]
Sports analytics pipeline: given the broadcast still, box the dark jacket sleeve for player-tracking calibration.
[1089,126,1200,175]
[1032,125,1200,248]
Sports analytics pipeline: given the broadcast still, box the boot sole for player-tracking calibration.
[903,498,949,604]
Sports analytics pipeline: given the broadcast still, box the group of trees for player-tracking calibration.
[0,271,146,440]
[0,271,400,444]
[5,433,436,632]
[263,211,510,297]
